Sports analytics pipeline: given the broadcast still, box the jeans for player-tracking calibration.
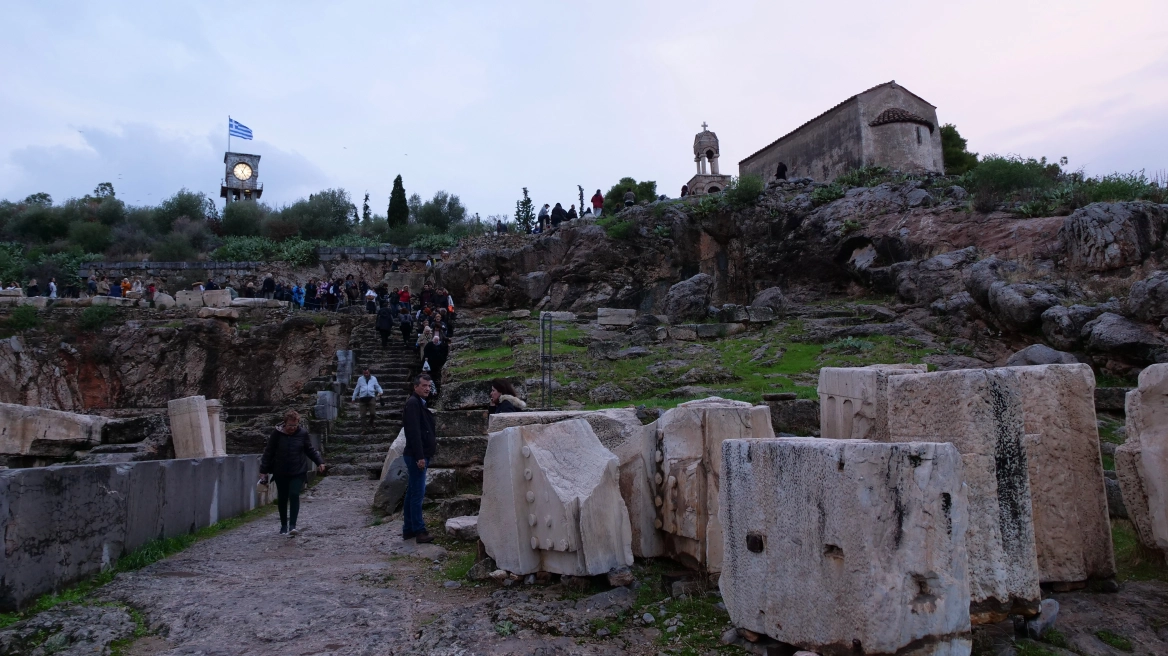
[403,457,429,537]
[273,473,306,528]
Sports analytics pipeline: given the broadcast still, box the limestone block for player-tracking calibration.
[817,364,927,440]
[597,308,636,326]
[91,295,136,307]
[205,399,227,457]
[175,290,204,308]
[655,397,775,572]
[510,310,532,319]
[488,409,662,557]
[196,307,240,320]
[745,306,774,323]
[0,403,107,457]
[719,438,971,655]
[167,396,215,459]
[884,369,1041,622]
[315,390,338,421]
[373,456,408,514]
[1010,364,1115,584]
[539,311,576,322]
[153,293,176,309]
[669,326,697,341]
[479,419,634,576]
[1117,364,1168,555]
[446,515,479,540]
[336,350,354,386]
[380,429,406,481]
[17,297,48,308]
[425,468,458,498]
[0,288,23,297]
[202,289,232,308]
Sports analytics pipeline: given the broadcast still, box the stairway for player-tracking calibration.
[325,319,418,479]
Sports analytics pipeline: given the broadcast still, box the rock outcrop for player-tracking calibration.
[1059,201,1168,271]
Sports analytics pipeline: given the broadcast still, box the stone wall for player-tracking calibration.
[739,96,864,183]
[0,456,264,611]
[857,83,945,175]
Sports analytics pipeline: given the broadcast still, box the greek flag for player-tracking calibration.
[228,118,253,140]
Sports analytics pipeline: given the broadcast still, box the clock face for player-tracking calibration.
[232,162,253,181]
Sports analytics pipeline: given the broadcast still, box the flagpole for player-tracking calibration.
[228,115,231,153]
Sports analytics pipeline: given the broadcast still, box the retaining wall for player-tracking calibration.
[0,455,264,611]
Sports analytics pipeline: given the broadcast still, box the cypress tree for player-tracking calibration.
[515,187,535,234]
[387,175,409,227]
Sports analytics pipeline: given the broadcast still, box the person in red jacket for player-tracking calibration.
[591,189,604,217]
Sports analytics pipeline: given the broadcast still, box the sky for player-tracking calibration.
[2,0,1167,217]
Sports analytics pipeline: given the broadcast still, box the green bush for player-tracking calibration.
[152,233,197,261]
[722,174,765,209]
[834,166,894,188]
[410,233,459,250]
[154,189,218,234]
[597,217,636,240]
[962,155,1062,212]
[604,177,657,215]
[940,124,979,175]
[2,305,40,335]
[811,184,845,206]
[68,221,112,253]
[1085,172,1164,203]
[221,201,267,237]
[78,305,117,331]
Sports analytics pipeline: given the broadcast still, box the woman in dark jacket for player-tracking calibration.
[550,203,567,229]
[376,305,395,349]
[488,379,527,414]
[260,409,324,535]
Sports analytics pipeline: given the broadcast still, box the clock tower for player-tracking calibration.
[221,152,263,203]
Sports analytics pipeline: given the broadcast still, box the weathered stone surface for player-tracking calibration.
[435,410,489,438]
[817,364,927,440]
[680,323,746,339]
[1082,312,1168,363]
[175,290,204,308]
[437,379,526,411]
[425,468,457,498]
[745,306,774,323]
[1059,201,1167,272]
[597,308,636,326]
[205,399,227,457]
[445,515,479,541]
[1041,303,1109,351]
[883,369,1041,622]
[202,289,232,308]
[0,456,263,611]
[750,287,787,315]
[167,395,215,459]
[509,309,531,319]
[1095,387,1131,413]
[719,438,971,656]
[1010,365,1115,584]
[668,326,697,341]
[655,397,775,573]
[1116,364,1168,556]
[431,436,488,468]
[663,274,713,323]
[0,403,107,457]
[486,409,661,558]
[1004,344,1079,367]
[373,456,408,514]
[153,292,176,309]
[479,419,634,576]
[588,383,630,404]
[196,307,240,320]
[1126,271,1168,322]
[763,397,820,436]
[987,282,1059,333]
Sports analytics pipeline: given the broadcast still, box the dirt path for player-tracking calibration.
[99,476,661,656]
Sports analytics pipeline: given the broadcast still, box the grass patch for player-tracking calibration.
[1094,629,1133,652]
[1112,519,1168,582]
[0,503,275,628]
[1014,640,1059,656]
[0,305,41,336]
[1040,627,1071,649]
[443,550,477,581]
[1098,416,1125,445]
[108,604,150,656]
[1101,453,1115,471]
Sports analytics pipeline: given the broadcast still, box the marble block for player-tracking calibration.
[1117,364,1168,556]
[720,438,971,656]
[167,396,214,459]
[479,419,634,576]
[817,364,927,440]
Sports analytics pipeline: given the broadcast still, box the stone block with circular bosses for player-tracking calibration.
[478,419,634,576]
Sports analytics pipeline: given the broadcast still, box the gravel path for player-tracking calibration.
[97,476,659,656]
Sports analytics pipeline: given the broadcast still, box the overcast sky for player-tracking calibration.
[2,0,1166,217]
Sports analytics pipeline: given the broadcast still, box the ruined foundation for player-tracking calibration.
[720,438,971,656]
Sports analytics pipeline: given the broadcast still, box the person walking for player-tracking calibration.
[399,310,414,347]
[422,333,449,392]
[537,204,550,233]
[48,277,57,299]
[259,409,325,536]
[623,189,636,207]
[591,189,604,217]
[376,303,395,348]
[402,373,437,542]
[26,278,40,297]
[488,379,526,414]
[351,368,383,430]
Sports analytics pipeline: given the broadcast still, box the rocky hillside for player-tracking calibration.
[435,178,1168,377]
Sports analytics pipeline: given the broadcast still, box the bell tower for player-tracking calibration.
[686,123,732,196]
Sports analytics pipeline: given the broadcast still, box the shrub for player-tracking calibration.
[68,221,112,253]
[413,191,466,233]
[962,155,1061,212]
[834,166,893,188]
[152,233,197,261]
[154,189,218,233]
[11,204,70,242]
[3,305,41,334]
[78,305,117,331]
[221,201,267,237]
[811,184,845,206]
[825,336,875,352]
[940,124,979,175]
[722,174,765,209]
[597,217,636,240]
[1086,172,1164,203]
[410,233,459,250]
[603,177,657,215]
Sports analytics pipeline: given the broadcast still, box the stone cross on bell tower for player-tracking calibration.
[686,123,732,196]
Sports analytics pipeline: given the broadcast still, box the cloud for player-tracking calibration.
[1,123,330,207]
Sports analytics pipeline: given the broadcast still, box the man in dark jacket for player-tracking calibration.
[260,409,325,535]
[402,374,437,542]
[376,305,395,348]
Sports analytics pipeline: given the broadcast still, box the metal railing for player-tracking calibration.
[540,313,554,409]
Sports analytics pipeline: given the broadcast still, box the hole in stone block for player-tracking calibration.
[823,544,843,559]
[746,533,765,553]
[941,493,952,536]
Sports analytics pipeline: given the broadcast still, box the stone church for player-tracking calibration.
[739,81,944,183]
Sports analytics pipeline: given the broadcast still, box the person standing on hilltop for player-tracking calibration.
[260,409,325,536]
[566,205,578,220]
[537,204,550,233]
[591,189,604,217]
[261,274,275,300]
[550,203,567,230]
[402,373,437,543]
[623,189,636,207]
